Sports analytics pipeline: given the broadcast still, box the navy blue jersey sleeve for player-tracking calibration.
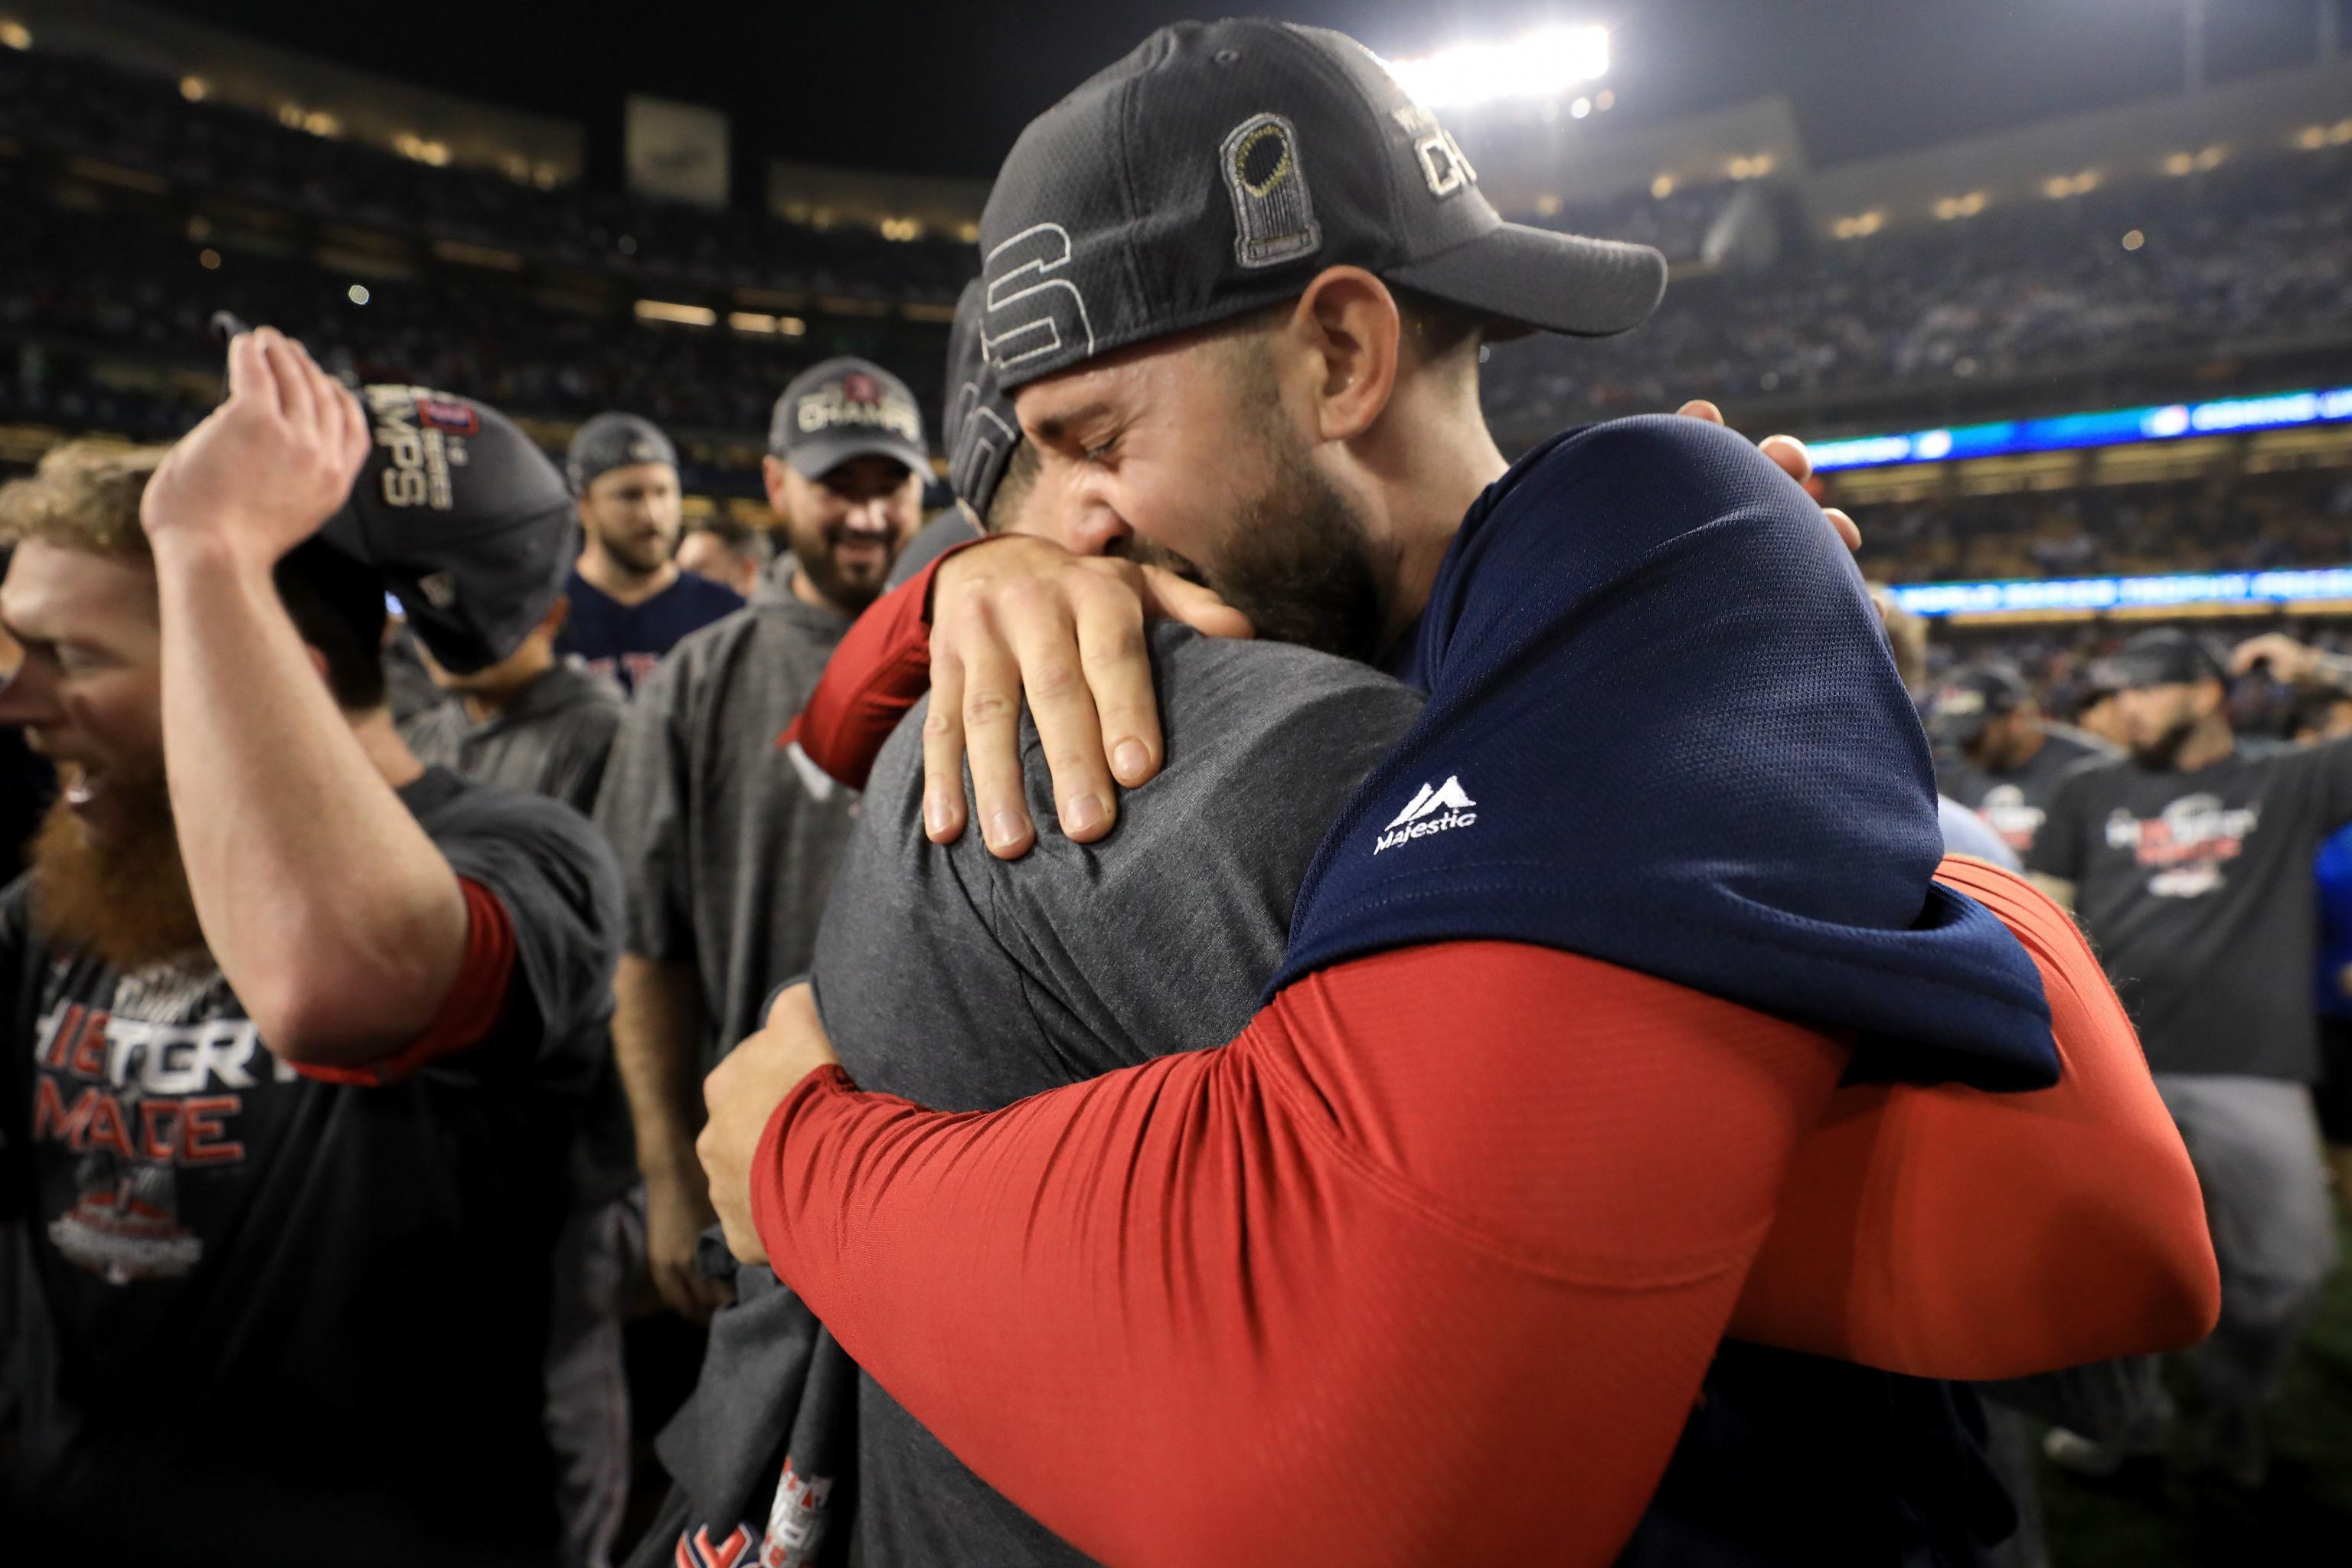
[1272,416,2056,1090]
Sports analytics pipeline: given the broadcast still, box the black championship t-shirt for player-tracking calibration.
[2029,737,2352,1079]
[1937,725,2116,864]
[0,767,622,1566]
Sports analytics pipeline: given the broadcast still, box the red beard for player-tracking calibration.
[28,766,207,973]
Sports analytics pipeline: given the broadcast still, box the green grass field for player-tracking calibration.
[2040,1208,2352,1566]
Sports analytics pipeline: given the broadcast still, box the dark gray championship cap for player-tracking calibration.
[975,18,1668,392]
[768,358,930,479]
[320,385,573,675]
[944,279,1022,521]
[566,411,678,495]
[1926,663,2032,748]
[2105,628,2227,690]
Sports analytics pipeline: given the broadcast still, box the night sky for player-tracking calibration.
[152,0,2340,187]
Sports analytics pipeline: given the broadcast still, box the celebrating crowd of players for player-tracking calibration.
[3,16,2346,1567]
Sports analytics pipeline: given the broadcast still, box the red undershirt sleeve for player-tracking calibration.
[287,877,517,1087]
[1730,858,2218,1378]
[778,538,985,789]
[753,941,1849,1568]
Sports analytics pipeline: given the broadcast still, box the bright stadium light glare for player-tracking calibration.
[1387,24,1609,110]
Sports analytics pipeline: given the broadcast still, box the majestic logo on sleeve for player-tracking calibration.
[2103,792,2259,898]
[1374,775,1478,854]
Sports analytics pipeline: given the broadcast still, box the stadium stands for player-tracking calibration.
[3,36,2346,575]
[1852,466,2352,585]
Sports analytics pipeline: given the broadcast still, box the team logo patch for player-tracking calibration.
[841,372,881,405]
[1374,774,1477,854]
[1221,112,1322,269]
[413,395,479,436]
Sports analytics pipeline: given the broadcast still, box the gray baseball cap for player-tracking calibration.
[975,18,1668,393]
[767,358,930,479]
[321,386,573,676]
[565,411,678,495]
[2105,628,2226,691]
[943,279,1022,521]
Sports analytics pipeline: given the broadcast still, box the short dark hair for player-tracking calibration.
[687,514,761,554]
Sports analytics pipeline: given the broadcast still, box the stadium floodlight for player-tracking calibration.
[1387,24,1609,110]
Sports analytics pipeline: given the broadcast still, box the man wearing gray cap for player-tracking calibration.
[0,332,622,1563]
[2033,626,2352,1485]
[595,358,929,1322]
[560,412,743,695]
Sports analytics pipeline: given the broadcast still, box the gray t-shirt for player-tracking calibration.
[595,567,858,1068]
[399,662,625,818]
[808,624,1425,1566]
[401,662,635,1203]
[2030,735,2352,1078]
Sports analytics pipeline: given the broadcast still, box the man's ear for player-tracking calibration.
[762,455,792,515]
[1289,266,1402,445]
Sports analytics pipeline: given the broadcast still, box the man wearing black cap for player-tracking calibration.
[560,412,743,695]
[2031,625,2352,1485]
[698,21,2213,1566]
[595,358,928,1323]
[0,332,622,1563]
[1929,662,2115,864]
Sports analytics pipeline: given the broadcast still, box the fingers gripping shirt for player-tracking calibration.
[1277,416,2056,1088]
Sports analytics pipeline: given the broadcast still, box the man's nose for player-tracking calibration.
[841,497,893,534]
[0,658,62,728]
[1062,501,1133,559]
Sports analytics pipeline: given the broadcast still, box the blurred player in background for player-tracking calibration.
[2293,684,2352,1204]
[0,332,622,1563]
[596,358,929,1323]
[403,590,638,1567]
[675,514,769,600]
[559,413,743,694]
[2070,665,2132,751]
[2034,627,2352,1486]
[1929,662,2117,864]
[404,596,622,816]
[1870,589,2026,870]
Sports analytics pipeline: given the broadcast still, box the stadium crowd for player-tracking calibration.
[1,15,2347,1568]
[1851,466,2352,584]
[3,40,2349,461]
[1484,139,2352,427]
[0,45,973,307]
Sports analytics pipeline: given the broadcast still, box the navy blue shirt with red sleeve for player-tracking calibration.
[1,767,623,1566]
[1282,414,2056,1090]
[557,564,744,696]
[1284,415,2054,1565]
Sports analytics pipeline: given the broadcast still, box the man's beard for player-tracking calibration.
[596,523,674,579]
[789,524,899,615]
[29,766,207,973]
[2130,714,2199,769]
[1142,438,1386,664]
